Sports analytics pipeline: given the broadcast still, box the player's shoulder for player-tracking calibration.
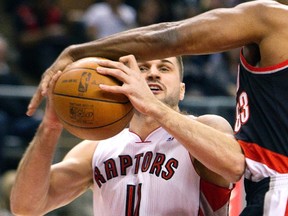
[64,140,98,161]
[195,114,229,126]
[237,0,288,12]
[195,114,233,135]
[237,0,281,7]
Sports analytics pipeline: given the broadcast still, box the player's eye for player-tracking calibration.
[159,66,170,72]
[139,66,149,72]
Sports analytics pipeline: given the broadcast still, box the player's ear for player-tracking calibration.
[179,83,185,101]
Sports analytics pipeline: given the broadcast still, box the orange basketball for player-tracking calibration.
[52,57,134,140]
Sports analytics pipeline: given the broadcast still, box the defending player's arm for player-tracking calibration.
[68,1,265,60]
[27,1,272,116]
[10,73,95,216]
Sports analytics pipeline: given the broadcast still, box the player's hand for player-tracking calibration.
[96,55,158,115]
[42,70,63,129]
[26,48,74,116]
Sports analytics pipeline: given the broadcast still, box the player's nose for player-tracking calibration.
[146,67,160,79]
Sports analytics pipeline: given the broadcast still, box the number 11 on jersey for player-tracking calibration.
[126,184,142,216]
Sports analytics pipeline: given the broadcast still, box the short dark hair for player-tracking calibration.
[175,56,184,82]
[276,0,288,5]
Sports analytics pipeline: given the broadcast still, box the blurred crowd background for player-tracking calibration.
[0,0,249,215]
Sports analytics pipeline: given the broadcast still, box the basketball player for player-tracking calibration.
[11,55,243,216]
[25,0,288,215]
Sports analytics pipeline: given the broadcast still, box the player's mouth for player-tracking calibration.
[148,83,163,94]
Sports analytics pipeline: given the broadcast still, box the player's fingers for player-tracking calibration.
[40,69,56,95]
[52,71,63,84]
[99,83,123,94]
[97,66,127,83]
[119,55,139,71]
[48,71,63,94]
[96,58,130,75]
[27,68,58,116]
[95,58,116,68]
[26,86,43,116]
[27,72,52,116]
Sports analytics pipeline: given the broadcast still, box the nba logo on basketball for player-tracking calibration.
[78,72,92,93]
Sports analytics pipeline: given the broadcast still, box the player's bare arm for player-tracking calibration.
[11,71,64,215]
[10,123,62,216]
[11,73,95,216]
[151,104,244,183]
[193,114,238,187]
[45,140,96,212]
[11,138,96,216]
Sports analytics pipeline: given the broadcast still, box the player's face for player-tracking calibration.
[138,57,185,109]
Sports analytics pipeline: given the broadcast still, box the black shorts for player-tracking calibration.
[240,175,288,216]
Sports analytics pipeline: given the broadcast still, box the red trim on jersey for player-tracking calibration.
[200,178,232,211]
[240,51,288,73]
[198,208,204,216]
[238,140,288,173]
[229,179,244,216]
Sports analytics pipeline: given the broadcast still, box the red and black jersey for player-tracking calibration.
[235,50,288,180]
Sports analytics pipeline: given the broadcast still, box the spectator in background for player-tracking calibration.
[136,0,162,27]
[13,0,73,81]
[82,0,137,40]
[0,35,41,174]
[182,51,238,97]
[0,36,9,169]
[136,0,174,27]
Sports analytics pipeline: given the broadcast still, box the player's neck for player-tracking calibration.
[129,112,161,141]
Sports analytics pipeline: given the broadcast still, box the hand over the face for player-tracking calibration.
[96,55,159,116]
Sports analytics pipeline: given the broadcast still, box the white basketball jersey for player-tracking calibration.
[92,127,201,215]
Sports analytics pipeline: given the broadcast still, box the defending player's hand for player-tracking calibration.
[26,48,74,116]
